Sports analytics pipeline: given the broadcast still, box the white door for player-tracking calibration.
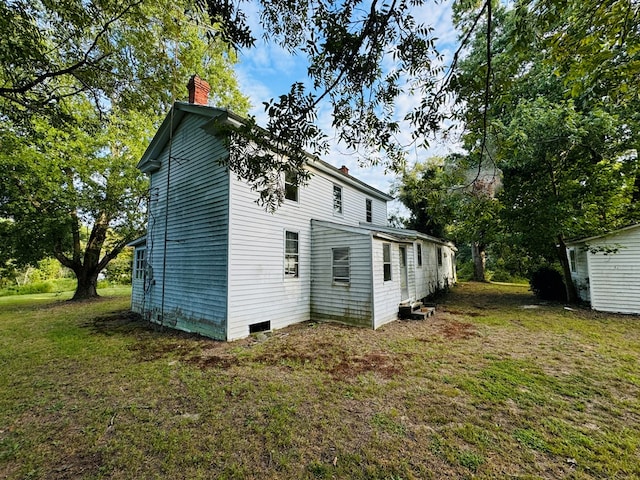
[399,246,409,300]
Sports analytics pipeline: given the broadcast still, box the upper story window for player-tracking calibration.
[417,243,422,267]
[332,247,350,284]
[285,231,299,277]
[437,247,443,266]
[383,243,392,281]
[134,248,146,280]
[284,171,298,202]
[333,185,343,214]
[365,199,372,223]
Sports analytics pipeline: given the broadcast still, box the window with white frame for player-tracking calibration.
[332,247,350,284]
[417,243,422,267]
[285,231,299,277]
[134,248,146,280]
[333,185,343,214]
[383,243,392,281]
[365,199,372,223]
[437,247,443,266]
[284,171,298,202]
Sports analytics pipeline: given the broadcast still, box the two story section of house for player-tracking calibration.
[130,76,456,340]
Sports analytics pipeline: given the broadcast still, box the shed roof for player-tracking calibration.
[566,224,640,246]
[127,236,146,247]
[312,219,456,249]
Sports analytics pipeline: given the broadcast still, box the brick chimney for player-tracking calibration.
[187,74,210,105]
[339,165,349,175]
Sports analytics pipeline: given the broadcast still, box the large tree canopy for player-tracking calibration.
[449,0,639,299]
[0,0,249,299]
[3,0,639,299]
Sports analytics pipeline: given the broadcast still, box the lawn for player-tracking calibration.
[1,282,638,479]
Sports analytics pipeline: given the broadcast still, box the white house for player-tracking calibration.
[129,76,457,341]
[566,224,640,315]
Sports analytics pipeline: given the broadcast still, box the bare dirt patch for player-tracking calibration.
[438,320,479,340]
[330,351,405,379]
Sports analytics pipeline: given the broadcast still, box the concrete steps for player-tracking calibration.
[398,301,436,320]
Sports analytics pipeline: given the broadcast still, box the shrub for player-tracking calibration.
[456,260,475,281]
[18,281,55,295]
[529,266,567,301]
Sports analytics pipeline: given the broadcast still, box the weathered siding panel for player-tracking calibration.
[310,222,373,327]
[412,241,456,300]
[421,243,441,295]
[305,164,388,226]
[587,227,640,314]
[372,239,402,328]
[141,114,230,339]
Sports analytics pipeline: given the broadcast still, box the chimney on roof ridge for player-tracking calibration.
[339,165,349,175]
[187,74,210,105]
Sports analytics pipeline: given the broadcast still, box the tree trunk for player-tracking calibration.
[556,234,578,304]
[72,267,100,300]
[471,241,486,282]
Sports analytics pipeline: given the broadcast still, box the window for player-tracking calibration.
[333,185,343,214]
[365,199,372,223]
[569,249,577,272]
[437,247,443,266]
[332,247,350,284]
[134,248,146,280]
[284,171,298,202]
[285,231,299,277]
[417,243,422,267]
[383,243,392,281]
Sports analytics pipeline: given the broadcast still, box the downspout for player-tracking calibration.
[160,104,175,325]
[369,232,376,329]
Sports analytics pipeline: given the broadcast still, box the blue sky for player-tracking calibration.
[233,1,462,207]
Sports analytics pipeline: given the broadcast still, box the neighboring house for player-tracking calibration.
[130,76,457,341]
[566,224,640,315]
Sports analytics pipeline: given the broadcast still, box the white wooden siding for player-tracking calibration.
[586,227,640,314]
[310,222,373,327]
[372,239,402,328]
[142,114,230,339]
[304,164,388,226]
[225,163,385,339]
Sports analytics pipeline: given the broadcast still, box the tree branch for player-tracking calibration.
[0,0,144,96]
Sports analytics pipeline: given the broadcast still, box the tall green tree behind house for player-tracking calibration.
[0,0,249,299]
[396,153,503,281]
[450,1,639,301]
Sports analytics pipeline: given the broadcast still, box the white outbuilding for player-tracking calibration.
[566,224,640,315]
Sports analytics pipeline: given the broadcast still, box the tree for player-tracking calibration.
[197,0,458,207]
[450,2,639,301]
[396,153,502,281]
[395,159,456,238]
[497,99,631,302]
[0,0,247,123]
[0,0,249,299]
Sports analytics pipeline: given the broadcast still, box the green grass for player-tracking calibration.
[1,282,639,479]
